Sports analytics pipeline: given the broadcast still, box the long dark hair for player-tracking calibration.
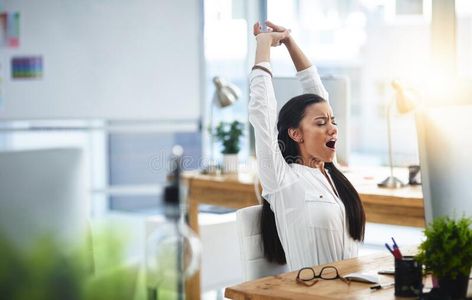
[261,93,366,264]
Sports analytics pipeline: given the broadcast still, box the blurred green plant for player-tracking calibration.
[213,120,244,154]
[0,224,140,300]
[0,234,84,300]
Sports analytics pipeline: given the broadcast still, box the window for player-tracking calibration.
[267,0,432,166]
[203,0,252,164]
[456,0,472,78]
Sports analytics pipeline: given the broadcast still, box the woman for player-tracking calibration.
[249,21,366,271]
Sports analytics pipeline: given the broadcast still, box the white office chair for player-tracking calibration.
[236,205,288,281]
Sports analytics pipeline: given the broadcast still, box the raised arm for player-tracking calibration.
[265,21,311,71]
[249,23,296,196]
[265,21,329,100]
[253,22,289,64]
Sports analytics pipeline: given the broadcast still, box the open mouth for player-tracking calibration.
[325,140,336,149]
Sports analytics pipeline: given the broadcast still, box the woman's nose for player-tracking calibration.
[328,123,337,135]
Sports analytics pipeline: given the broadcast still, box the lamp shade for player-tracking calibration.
[213,76,240,108]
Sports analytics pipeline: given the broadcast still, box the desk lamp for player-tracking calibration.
[378,80,416,188]
[206,76,240,172]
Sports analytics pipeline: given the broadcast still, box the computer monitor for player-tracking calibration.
[272,76,350,166]
[416,105,472,225]
[0,148,90,252]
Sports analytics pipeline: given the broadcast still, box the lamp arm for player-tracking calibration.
[387,100,394,179]
[209,101,214,165]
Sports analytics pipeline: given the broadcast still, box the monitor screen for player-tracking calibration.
[416,105,472,225]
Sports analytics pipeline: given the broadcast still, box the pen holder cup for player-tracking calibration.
[394,256,423,297]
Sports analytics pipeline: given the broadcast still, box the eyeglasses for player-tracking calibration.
[296,266,350,287]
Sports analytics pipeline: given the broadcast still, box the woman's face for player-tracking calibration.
[294,102,338,164]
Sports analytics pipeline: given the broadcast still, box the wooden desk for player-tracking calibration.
[345,167,424,227]
[183,168,424,299]
[225,251,472,299]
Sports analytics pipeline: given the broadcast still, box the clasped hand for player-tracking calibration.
[253,21,291,47]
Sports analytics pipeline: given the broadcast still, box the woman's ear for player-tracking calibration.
[288,128,303,143]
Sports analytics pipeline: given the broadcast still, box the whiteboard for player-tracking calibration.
[0,0,202,121]
[273,76,351,166]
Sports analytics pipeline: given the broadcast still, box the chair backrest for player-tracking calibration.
[236,205,288,281]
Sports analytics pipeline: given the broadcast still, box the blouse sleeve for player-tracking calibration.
[248,62,297,197]
[295,65,329,101]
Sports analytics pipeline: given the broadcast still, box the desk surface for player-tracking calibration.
[225,251,472,300]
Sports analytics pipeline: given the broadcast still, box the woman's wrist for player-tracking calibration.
[256,34,273,47]
[252,65,273,77]
[255,35,272,64]
[283,35,295,48]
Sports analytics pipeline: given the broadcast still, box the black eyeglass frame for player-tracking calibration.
[295,266,350,286]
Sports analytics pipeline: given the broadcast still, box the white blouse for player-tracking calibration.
[249,62,359,271]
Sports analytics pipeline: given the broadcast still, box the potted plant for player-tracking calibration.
[416,216,472,299]
[214,120,244,174]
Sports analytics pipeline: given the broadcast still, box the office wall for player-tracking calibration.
[0,0,202,121]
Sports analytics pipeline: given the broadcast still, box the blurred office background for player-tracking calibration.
[0,0,471,299]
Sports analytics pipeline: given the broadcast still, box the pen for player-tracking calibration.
[391,237,399,249]
[370,282,395,290]
[392,248,403,260]
[385,242,402,260]
[384,243,394,255]
[391,237,403,259]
